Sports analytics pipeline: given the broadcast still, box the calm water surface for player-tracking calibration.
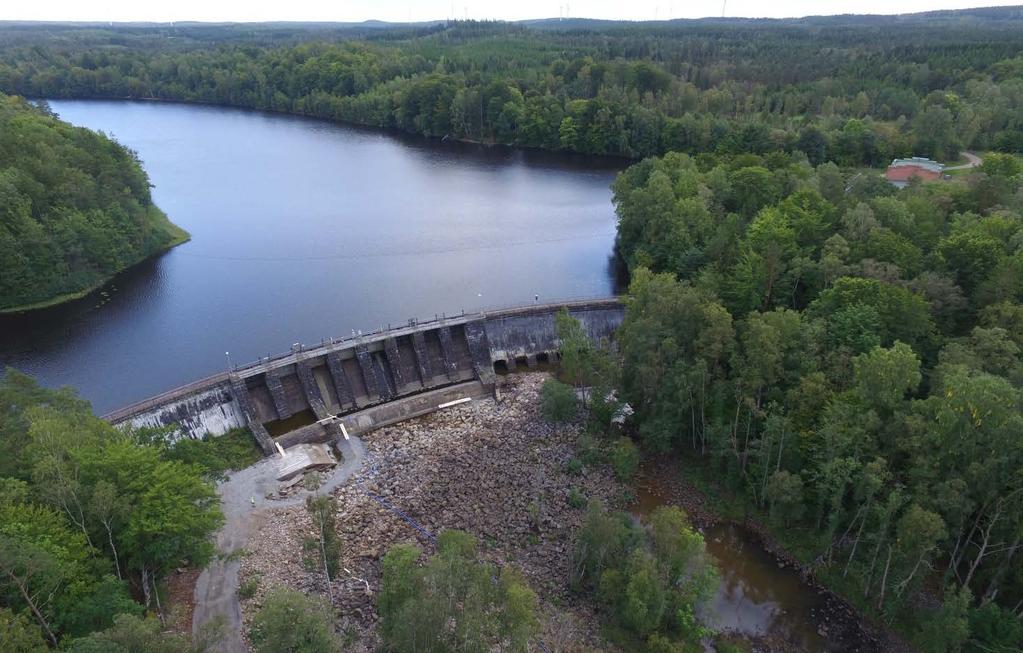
[0,101,622,413]
[634,468,869,652]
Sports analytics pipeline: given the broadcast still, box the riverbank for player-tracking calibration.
[0,212,189,314]
[637,456,917,653]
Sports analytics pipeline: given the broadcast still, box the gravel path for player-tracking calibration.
[192,436,366,653]
[945,150,982,170]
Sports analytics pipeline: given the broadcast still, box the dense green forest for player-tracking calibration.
[1,11,1023,163]
[3,11,1023,652]
[549,147,1023,652]
[0,93,185,311]
[0,369,243,650]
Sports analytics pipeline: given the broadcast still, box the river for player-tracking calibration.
[634,465,881,652]
[0,101,623,414]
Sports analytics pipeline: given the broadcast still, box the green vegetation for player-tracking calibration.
[152,427,262,482]
[65,613,219,653]
[237,574,261,600]
[249,587,341,653]
[570,503,716,650]
[539,378,578,422]
[567,486,587,509]
[0,94,186,312]
[302,494,343,604]
[1,11,1023,166]
[0,369,223,649]
[609,437,640,481]
[605,148,1023,650]
[379,530,538,652]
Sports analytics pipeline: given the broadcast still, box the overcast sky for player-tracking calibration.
[2,0,1017,23]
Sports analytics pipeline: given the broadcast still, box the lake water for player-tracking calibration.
[0,101,623,414]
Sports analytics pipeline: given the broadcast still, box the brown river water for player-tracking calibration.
[633,467,879,652]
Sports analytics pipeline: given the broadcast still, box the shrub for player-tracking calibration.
[565,457,584,475]
[765,470,805,526]
[567,487,587,509]
[303,472,323,491]
[588,388,625,437]
[379,531,538,652]
[966,602,1022,653]
[646,633,688,653]
[610,437,640,480]
[302,495,342,578]
[238,574,261,599]
[572,503,717,648]
[161,428,262,481]
[576,434,605,466]
[540,378,578,422]
[249,587,341,653]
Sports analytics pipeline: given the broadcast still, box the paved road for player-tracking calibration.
[192,437,367,653]
[945,151,983,171]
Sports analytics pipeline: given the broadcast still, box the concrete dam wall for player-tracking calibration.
[103,299,623,453]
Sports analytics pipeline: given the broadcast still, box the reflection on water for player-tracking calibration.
[701,523,827,650]
[633,470,860,653]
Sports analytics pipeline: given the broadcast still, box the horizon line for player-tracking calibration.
[2,5,1022,26]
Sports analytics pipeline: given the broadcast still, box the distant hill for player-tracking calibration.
[3,5,1023,41]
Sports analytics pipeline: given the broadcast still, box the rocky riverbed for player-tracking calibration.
[238,373,626,652]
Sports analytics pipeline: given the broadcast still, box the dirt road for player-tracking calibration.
[945,151,982,170]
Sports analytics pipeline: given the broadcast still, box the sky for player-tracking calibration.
[2,0,1018,23]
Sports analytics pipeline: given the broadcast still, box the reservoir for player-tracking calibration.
[0,101,622,413]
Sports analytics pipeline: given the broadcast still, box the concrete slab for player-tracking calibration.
[275,443,337,481]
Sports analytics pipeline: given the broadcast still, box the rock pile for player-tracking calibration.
[239,373,624,652]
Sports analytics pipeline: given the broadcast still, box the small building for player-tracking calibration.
[885,157,944,188]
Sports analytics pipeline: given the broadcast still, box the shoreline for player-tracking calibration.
[0,221,190,315]
[33,94,634,166]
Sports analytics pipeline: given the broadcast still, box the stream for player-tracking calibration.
[633,467,878,652]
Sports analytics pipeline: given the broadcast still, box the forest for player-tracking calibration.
[0,93,186,311]
[0,369,241,651]
[1,11,1023,164]
[579,148,1023,652]
[2,10,1023,653]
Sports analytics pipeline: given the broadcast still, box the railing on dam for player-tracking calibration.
[101,296,622,423]
[226,295,620,377]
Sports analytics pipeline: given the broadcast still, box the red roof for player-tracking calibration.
[885,165,942,182]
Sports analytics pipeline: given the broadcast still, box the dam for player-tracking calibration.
[104,298,624,453]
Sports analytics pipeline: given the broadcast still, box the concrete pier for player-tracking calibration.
[355,345,380,402]
[326,351,356,409]
[384,337,406,392]
[437,325,460,382]
[264,369,292,420]
[229,377,275,454]
[411,331,433,387]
